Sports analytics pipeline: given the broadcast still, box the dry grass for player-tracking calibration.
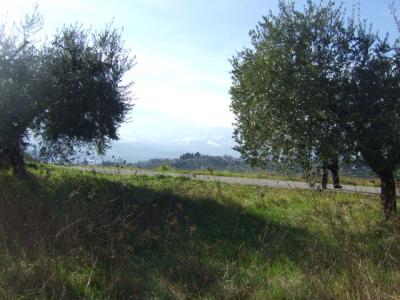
[0,164,398,299]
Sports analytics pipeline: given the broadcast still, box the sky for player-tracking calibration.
[2,0,400,144]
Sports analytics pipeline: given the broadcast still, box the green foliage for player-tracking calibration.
[0,10,43,175]
[230,0,400,215]
[179,152,201,159]
[0,10,134,175]
[131,153,291,174]
[342,25,400,175]
[36,24,133,157]
[230,0,351,168]
[158,163,171,171]
[0,165,399,298]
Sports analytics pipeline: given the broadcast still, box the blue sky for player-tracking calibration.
[3,0,400,144]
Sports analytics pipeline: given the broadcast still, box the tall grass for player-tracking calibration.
[0,165,398,299]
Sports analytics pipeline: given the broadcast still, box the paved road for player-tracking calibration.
[73,166,382,195]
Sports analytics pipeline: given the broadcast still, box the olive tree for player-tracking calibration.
[232,1,352,166]
[0,10,43,175]
[0,11,134,176]
[341,24,400,215]
[230,0,400,217]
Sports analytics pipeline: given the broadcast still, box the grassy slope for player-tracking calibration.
[0,165,399,299]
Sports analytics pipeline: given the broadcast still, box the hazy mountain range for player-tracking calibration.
[98,111,239,162]
[102,128,237,162]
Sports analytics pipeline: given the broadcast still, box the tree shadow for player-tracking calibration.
[0,170,349,298]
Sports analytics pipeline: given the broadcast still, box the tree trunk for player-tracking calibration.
[3,142,28,178]
[379,170,397,219]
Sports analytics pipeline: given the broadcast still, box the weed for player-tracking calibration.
[0,165,398,299]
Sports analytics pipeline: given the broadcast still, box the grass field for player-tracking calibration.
[0,164,399,299]
[169,168,381,187]
[98,164,381,187]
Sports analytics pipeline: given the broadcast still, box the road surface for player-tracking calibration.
[73,166,383,195]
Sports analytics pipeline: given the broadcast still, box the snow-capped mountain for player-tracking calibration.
[100,110,239,162]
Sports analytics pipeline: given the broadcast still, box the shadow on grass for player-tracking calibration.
[0,169,390,299]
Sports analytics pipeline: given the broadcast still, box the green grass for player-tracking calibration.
[0,164,399,299]
[177,168,381,187]
[98,164,382,187]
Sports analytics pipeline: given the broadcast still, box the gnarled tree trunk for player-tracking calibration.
[2,142,27,178]
[378,170,397,219]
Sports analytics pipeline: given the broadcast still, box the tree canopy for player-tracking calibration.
[0,10,134,175]
[230,0,400,217]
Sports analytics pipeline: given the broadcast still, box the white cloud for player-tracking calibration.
[129,48,234,128]
[134,84,233,127]
[207,141,221,147]
[2,0,235,138]
[1,1,32,20]
[37,0,88,12]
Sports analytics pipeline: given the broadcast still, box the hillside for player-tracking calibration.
[127,153,262,172]
[101,113,239,162]
[0,165,399,299]
[102,153,376,180]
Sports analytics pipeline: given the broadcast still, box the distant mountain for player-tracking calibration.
[102,127,238,162]
[26,110,239,163]
[97,110,239,162]
[121,153,256,172]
